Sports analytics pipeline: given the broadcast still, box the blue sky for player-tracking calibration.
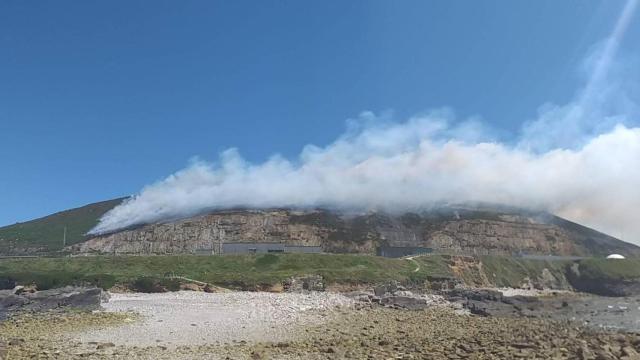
[1,0,638,226]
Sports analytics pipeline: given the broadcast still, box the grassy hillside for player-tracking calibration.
[564,258,640,296]
[3,253,638,294]
[0,198,124,254]
[0,253,452,290]
[575,258,640,281]
[480,256,571,288]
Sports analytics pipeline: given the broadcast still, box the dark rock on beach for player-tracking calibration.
[0,286,104,319]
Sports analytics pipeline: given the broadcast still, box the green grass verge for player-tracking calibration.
[0,253,452,290]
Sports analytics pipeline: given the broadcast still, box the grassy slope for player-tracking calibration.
[479,256,640,289]
[3,253,639,291]
[0,198,124,253]
[479,256,571,288]
[576,258,640,281]
[0,253,452,290]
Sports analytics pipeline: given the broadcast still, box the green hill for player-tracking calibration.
[0,198,125,254]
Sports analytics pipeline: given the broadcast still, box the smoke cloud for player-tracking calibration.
[90,115,640,244]
[90,4,640,244]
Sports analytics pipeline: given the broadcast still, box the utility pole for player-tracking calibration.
[62,226,67,248]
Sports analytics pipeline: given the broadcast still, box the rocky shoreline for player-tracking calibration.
[1,287,640,359]
[0,286,104,321]
[442,288,640,333]
[2,303,640,359]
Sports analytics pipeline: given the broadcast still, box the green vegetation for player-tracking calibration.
[479,256,570,288]
[5,253,636,293]
[132,276,181,292]
[0,198,124,253]
[0,253,451,290]
[408,256,454,283]
[576,258,640,281]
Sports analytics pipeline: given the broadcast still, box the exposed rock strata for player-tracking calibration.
[72,207,640,256]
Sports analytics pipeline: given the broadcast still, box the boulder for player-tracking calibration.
[0,278,16,290]
[380,296,429,310]
[425,276,462,291]
[373,281,400,297]
[283,275,324,292]
[0,286,103,315]
[446,288,504,302]
[180,283,202,292]
[373,285,387,297]
[444,289,541,317]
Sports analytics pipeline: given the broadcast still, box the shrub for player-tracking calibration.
[132,277,158,293]
[82,274,117,290]
[158,278,181,291]
[131,276,180,292]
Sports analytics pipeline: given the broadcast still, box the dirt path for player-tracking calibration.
[404,255,421,272]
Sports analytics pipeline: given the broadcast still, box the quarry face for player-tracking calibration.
[72,207,639,257]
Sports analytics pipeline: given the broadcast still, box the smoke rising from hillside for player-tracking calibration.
[90,3,640,243]
[89,116,640,244]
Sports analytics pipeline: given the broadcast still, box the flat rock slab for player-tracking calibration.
[0,286,103,317]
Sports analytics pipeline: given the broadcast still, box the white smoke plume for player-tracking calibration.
[90,117,640,243]
[90,2,640,244]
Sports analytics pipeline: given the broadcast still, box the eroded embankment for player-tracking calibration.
[425,255,640,297]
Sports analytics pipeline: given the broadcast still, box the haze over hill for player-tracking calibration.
[78,205,640,257]
[2,2,639,249]
[2,198,639,256]
[87,116,640,247]
[88,18,640,244]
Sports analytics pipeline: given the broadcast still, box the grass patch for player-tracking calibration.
[576,258,640,281]
[479,256,570,288]
[0,253,454,290]
[0,198,125,253]
[407,256,453,283]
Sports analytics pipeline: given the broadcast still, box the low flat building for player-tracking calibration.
[377,246,433,258]
[221,243,322,254]
[283,245,323,253]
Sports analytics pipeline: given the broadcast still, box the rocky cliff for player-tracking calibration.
[71,206,640,256]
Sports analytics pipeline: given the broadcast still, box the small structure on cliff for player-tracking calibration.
[60,206,640,257]
[606,254,626,260]
[377,246,433,258]
[221,243,322,254]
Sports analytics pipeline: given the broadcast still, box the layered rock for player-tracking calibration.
[71,207,640,256]
[73,210,349,254]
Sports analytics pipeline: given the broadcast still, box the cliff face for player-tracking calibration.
[73,210,335,254]
[72,207,640,256]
